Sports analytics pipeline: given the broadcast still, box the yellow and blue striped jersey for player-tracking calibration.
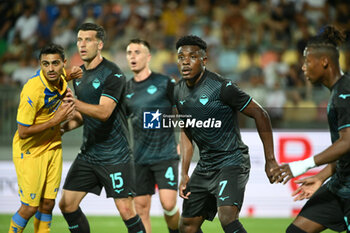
[13,69,68,157]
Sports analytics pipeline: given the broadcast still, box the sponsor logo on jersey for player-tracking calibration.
[27,96,33,107]
[114,188,124,193]
[126,93,135,99]
[339,94,350,99]
[179,100,186,105]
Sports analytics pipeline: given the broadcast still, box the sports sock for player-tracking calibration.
[34,211,52,233]
[286,224,307,233]
[223,220,247,233]
[62,207,90,233]
[123,214,146,233]
[8,212,28,233]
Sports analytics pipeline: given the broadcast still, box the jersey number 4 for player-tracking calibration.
[165,167,174,181]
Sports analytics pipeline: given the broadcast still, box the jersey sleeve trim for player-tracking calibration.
[17,121,31,126]
[102,93,119,103]
[239,97,252,112]
[338,124,350,131]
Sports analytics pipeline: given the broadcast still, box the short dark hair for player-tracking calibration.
[39,43,65,61]
[127,38,151,51]
[77,23,106,42]
[307,25,346,62]
[175,35,207,51]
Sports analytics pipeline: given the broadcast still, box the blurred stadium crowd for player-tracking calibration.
[0,0,350,129]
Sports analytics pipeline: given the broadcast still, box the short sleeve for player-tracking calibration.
[336,95,350,131]
[102,72,126,103]
[220,80,252,111]
[16,84,41,126]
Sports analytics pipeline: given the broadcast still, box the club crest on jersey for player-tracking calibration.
[199,95,209,105]
[30,193,36,199]
[92,79,100,89]
[147,85,157,95]
[143,109,161,129]
[75,80,81,86]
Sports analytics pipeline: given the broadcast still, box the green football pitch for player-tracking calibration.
[0,215,344,232]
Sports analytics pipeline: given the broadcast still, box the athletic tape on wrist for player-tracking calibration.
[164,206,179,216]
[289,156,316,177]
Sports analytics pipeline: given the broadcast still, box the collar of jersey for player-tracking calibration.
[39,68,67,95]
[187,69,208,89]
[132,72,153,84]
[330,74,346,91]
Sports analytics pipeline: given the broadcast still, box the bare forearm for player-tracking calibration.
[181,148,193,176]
[314,139,350,166]
[18,119,58,139]
[315,162,336,183]
[255,109,275,161]
[242,100,275,162]
[75,99,111,122]
[180,131,194,176]
[61,112,83,133]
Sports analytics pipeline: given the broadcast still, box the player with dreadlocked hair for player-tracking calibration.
[271,25,350,233]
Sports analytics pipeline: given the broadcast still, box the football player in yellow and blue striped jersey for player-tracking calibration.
[9,43,75,233]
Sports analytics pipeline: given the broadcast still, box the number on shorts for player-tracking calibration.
[109,172,124,189]
[219,180,228,196]
[165,167,174,181]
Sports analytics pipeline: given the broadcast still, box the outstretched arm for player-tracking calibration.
[241,99,280,183]
[313,127,350,164]
[179,129,194,199]
[292,162,336,201]
[271,127,350,183]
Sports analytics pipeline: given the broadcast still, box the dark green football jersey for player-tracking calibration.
[174,69,252,171]
[73,58,132,165]
[125,72,178,165]
[326,74,350,198]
